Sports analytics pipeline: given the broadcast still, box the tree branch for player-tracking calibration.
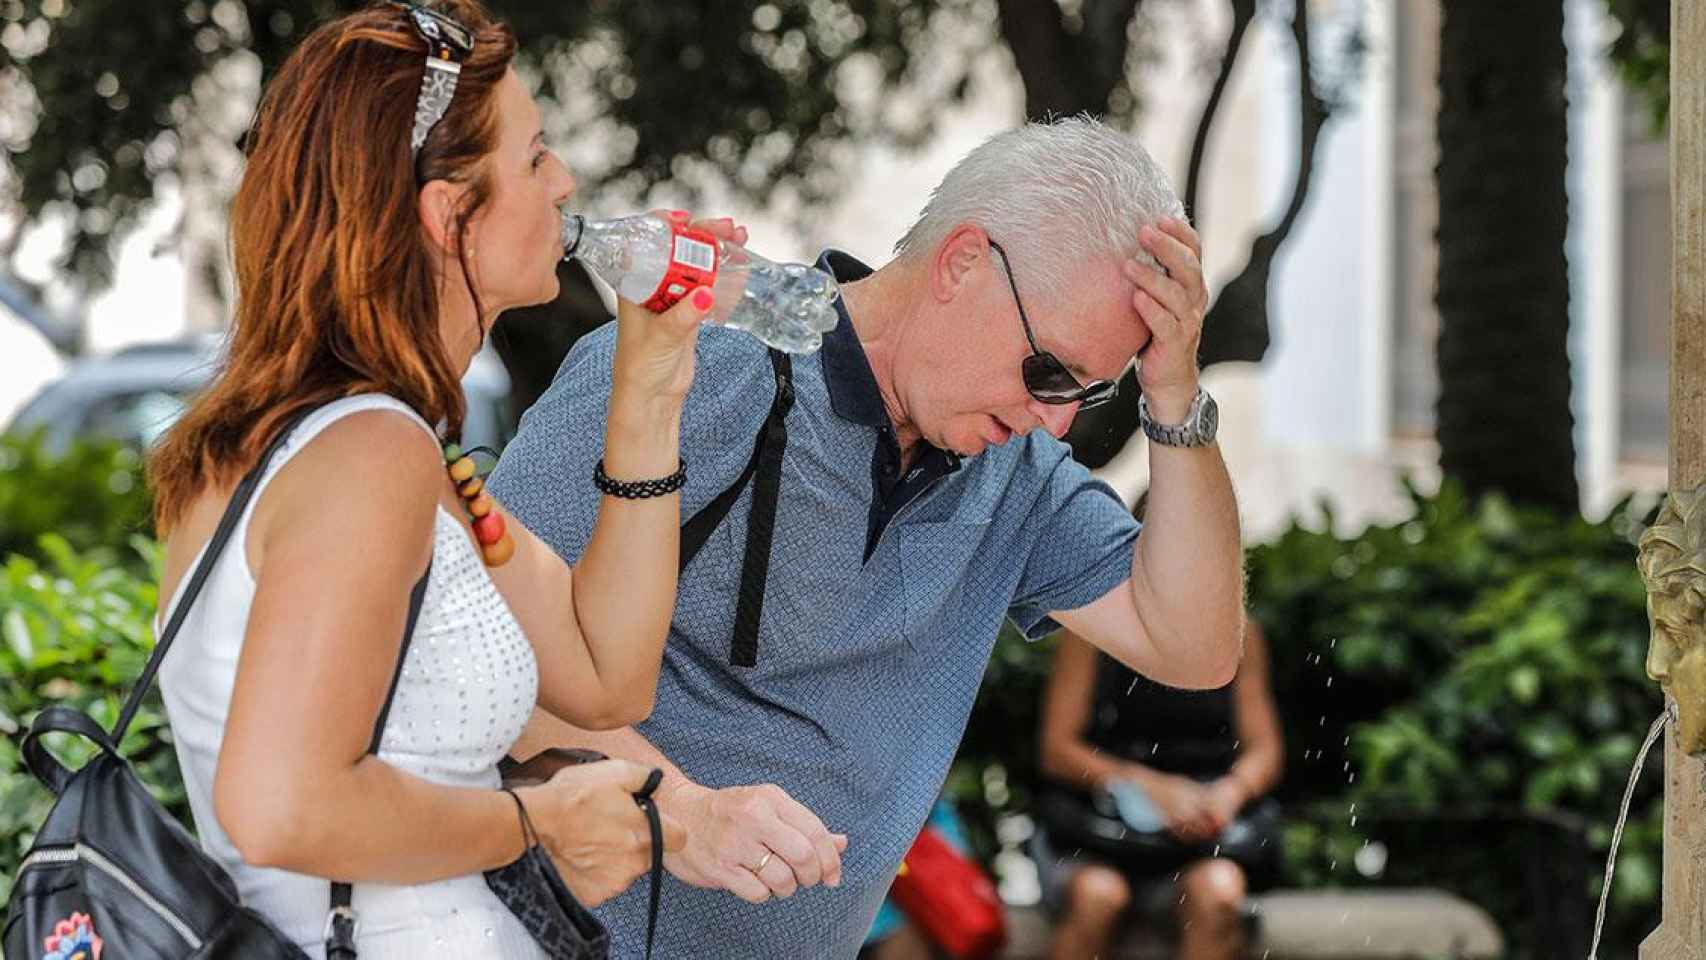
[1081,0,1143,107]
[1196,0,1331,368]
[1270,0,1328,243]
[1184,0,1257,220]
[994,0,1078,119]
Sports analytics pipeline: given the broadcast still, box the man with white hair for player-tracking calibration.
[490,116,1243,957]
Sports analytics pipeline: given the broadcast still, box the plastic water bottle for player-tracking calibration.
[561,211,841,354]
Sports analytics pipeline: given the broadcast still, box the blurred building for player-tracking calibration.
[1100,0,1668,538]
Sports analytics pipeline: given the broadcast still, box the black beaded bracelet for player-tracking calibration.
[593,458,687,499]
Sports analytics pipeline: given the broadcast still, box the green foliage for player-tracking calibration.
[0,0,972,286]
[0,430,153,567]
[946,481,1662,957]
[0,535,180,901]
[1249,480,1662,958]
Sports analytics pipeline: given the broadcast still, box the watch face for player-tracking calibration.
[1199,397,1219,438]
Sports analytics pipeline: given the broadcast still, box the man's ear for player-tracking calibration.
[929,224,990,304]
[416,179,467,256]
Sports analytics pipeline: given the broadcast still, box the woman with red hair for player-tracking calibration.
[147,2,728,954]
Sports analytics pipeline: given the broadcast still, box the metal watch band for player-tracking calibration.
[1138,387,1215,448]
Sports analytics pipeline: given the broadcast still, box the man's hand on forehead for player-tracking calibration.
[1123,218,1207,420]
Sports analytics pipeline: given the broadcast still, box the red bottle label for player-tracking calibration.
[642,224,720,312]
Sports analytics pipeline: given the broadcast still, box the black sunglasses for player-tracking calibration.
[392,2,475,158]
[987,240,1120,408]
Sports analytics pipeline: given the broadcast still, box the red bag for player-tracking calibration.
[888,826,1008,960]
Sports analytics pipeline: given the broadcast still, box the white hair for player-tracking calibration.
[893,115,1184,301]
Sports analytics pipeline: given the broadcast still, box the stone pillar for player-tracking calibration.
[1639,2,1706,956]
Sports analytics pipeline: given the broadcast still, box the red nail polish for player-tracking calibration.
[691,288,714,311]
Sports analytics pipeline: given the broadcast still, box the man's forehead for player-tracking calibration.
[1057,280,1148,374]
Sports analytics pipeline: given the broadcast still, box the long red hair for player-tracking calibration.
[149,1,517,534]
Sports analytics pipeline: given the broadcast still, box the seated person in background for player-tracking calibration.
[1034,607,1284,960]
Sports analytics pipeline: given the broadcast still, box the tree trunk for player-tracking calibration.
[994,0,1141,120]
[1195,0,1326,370]
[1434,0,1578,513]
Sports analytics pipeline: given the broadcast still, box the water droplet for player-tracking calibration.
[1355,840,1387,877]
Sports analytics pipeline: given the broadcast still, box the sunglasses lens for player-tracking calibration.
[1077,380,1119,409]
[441,19,473,50]
[1022,354,1120,407]
[404,4,473,54]
[1024,353,1093,404]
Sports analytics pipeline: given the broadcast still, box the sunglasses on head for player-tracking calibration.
[987,240,1120,409]
[392,2,475,159]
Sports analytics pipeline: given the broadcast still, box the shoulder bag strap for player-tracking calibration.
[677,348,793,667]
[324,564,431,959]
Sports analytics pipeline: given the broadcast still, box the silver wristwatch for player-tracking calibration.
[1138,387,1218,447]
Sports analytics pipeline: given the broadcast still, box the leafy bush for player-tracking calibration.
[946,481,1662,958]
[0,535,180,901]
[1249,480,1662,958]
[0,430,153,567]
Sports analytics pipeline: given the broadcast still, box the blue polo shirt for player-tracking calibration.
[488,250,1140,959]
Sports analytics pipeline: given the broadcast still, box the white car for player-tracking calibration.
[6,338,514,455]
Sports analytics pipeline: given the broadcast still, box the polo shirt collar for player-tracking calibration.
[814,250,964,481]
[816,250,891,429]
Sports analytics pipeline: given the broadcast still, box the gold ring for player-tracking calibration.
[752,850,774,873]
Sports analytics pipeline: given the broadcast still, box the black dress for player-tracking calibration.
[1035,656,1281,891]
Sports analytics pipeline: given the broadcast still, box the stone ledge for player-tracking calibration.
[1255,889,1502,959]
[1000,888,1502,959]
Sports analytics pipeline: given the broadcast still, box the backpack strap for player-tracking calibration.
[678,348,793,667]
[111,408,313,744]
[21,706,123,796]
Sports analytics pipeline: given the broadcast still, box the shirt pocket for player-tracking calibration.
[897,517,997,648]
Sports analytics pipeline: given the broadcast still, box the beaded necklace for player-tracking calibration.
[443,442,514,566]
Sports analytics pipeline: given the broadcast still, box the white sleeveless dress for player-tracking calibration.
[157,394,549,959]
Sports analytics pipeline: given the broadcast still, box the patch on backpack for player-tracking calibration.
[41,911,103,960]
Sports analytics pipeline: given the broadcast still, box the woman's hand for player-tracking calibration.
[1138,771,1221,843]
[517,759,687,908]
[609,211,749,404]
[1201,777,1246,835]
